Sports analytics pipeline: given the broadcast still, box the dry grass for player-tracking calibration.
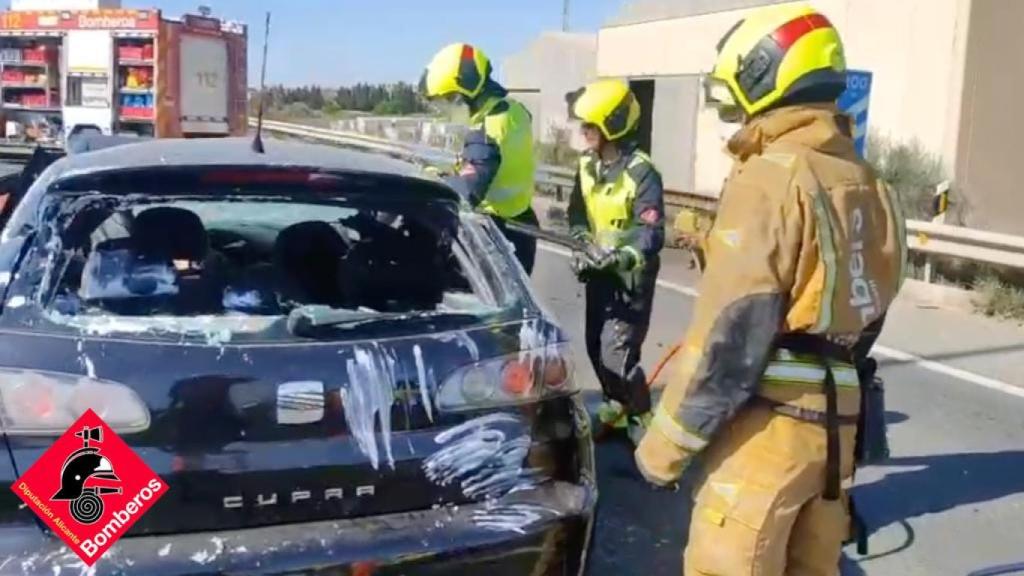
[973,276,1024,321]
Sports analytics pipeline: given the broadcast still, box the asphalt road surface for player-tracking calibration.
[529,246,1024,576]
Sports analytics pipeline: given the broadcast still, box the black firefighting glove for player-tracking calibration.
[570,251,599,282]
[571,248,635,282]
[594,248,636,272]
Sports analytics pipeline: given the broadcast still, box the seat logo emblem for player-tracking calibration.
[277,381,325,425]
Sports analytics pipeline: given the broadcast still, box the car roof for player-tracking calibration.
[66,133,150,155]
[43,136,437,184]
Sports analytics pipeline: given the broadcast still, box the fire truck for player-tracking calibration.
[0,0,247,150]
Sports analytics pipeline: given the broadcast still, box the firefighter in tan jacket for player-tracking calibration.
[634,4,908,575]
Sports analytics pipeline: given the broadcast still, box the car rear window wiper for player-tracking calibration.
[286,305,479,337]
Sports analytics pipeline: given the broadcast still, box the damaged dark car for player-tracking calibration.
[0,138,596,575]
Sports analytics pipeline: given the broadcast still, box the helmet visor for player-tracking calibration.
[420,69,458,103]
[702,76,744,124]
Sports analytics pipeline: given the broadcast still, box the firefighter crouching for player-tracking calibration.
[422,42,539,275]
[633,4,907,575]
[566,79,666,446]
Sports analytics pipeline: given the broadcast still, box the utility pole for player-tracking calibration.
[562,0,570,31]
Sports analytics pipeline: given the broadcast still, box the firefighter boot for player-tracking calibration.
[592,399,628,443]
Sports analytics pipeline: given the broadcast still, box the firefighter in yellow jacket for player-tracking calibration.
[566,79,665,445]
[634,4,907,574]
[422,43,539,274]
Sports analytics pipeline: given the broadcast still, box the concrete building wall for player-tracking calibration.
[598,1,804,196]
[598,0,972,198]
[649,76,700,193]
[833,0,970,176]
[598,5,766,82]
[953,0,1024,235]
[503,32,597,148]
[609,0,783,25]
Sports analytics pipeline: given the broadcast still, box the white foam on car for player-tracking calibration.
[437,331,480,362]
[342,344,398,471]
[471,503,557,534]
[422,413,538,500]
[413,344,434,423]
[46,311,248,347]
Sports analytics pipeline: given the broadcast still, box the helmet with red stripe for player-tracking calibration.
[704,3,847,120]
[423,43,493,100]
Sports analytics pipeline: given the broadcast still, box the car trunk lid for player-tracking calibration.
[0,319,552,535]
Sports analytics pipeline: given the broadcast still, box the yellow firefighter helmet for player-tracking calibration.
[705,3,847,120]
[423,42,492,100]
[568,79,641,142]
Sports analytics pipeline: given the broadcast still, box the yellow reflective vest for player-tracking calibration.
[469,97,536,219]
[570,146,665,269]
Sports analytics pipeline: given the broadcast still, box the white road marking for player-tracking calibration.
[538,242,1023,398]
[540,244,572,258]
[656,278,700,298]
[871,345,1024,400]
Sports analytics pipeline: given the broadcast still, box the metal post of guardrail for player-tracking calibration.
[922,180,950,283]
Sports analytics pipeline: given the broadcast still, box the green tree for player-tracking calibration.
[309,85,325,110]
[258,81,433,116]
[352,83,369,111]
[372,99,402,115]
[867,132,952,221]
[335,86,353,110]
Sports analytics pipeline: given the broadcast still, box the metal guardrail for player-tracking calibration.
[254,118,576,187]
[252,118,1024,272]
[908,220,1024,270]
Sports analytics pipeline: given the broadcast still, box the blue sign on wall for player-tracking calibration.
[837,70,872,158]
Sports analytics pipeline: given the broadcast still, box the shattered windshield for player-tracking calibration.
[8,191,519,343]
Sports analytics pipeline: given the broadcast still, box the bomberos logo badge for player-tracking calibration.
[11,409,167,566]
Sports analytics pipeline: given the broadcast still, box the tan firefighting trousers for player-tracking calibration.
[683,386,859,576]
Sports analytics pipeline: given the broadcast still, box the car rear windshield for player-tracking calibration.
[13,186,521,343]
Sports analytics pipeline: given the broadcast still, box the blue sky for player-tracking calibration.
[126,0,629,86]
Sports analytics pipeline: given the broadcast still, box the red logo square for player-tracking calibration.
[10,409,167,566]
[640,207,661,225]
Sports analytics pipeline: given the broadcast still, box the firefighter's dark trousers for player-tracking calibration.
[584,255,659,416]
[492,207,539,276]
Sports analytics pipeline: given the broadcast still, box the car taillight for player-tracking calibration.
[437,343,577,412]
[0,369,150,436]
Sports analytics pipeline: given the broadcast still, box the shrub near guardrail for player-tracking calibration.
[974,276,1024,322]
[866,133,963,222]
